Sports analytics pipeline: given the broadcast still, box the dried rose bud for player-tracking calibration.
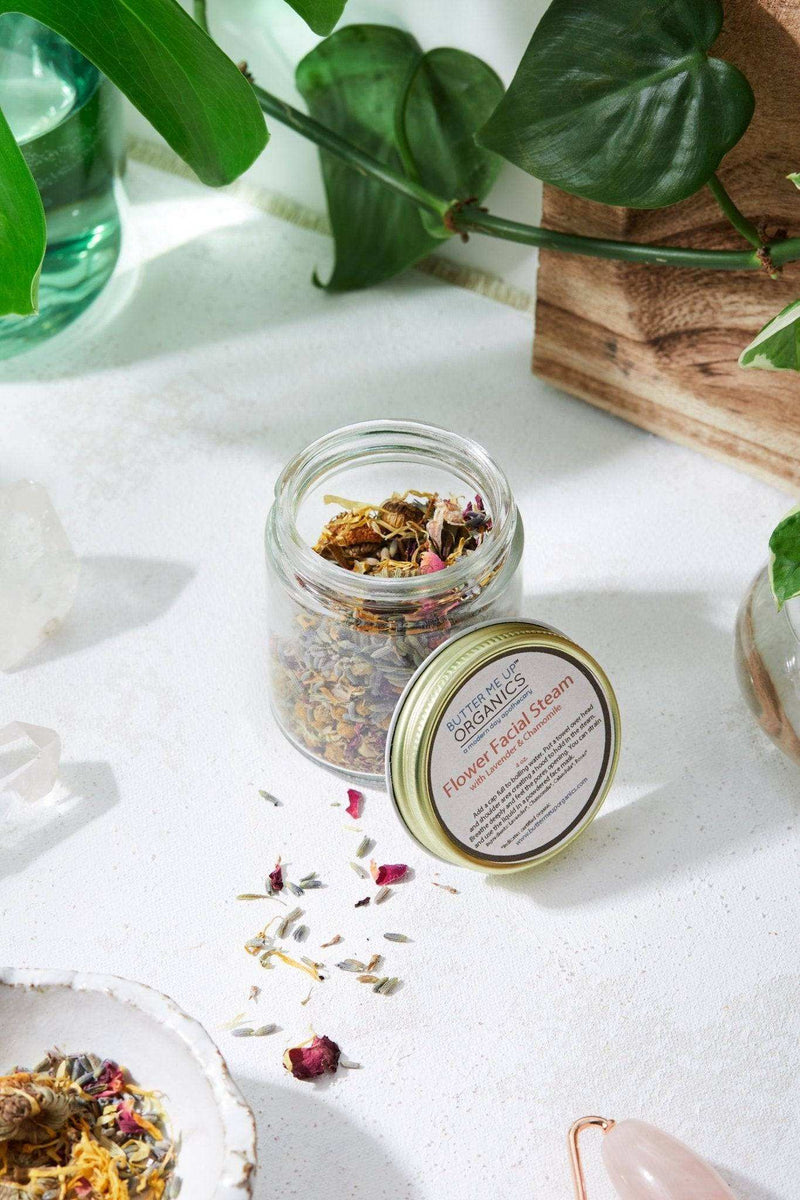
[269,859,284,892]
[345,788,363,819]
[94,1061,126,1098]
[371,862,409,886]
[419,550,446,574]
[284,1035,341,1081]
[115,1101,142,1135]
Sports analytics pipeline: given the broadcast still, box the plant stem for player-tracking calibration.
[450,205,763,270]
[193,0,210,32]
[254,86,451,219]
[252,85,799,273]
[707,174,763,248]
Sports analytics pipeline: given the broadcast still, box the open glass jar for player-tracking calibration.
[265,421,524,783]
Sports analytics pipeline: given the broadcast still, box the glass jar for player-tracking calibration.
[265,421,525,783]
[735,565,800,766]
[0,15,125,359]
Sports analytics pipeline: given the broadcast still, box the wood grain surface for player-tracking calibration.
[533,0,800,490]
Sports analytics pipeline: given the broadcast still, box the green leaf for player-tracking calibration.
[788,172,800,189]
[6,0,268,186]
[296,25,503,290]
[285,0,347,37]
[739,298,800,372]
[478,0,754,209]
[769,509,800,610]
[0,106,45,315]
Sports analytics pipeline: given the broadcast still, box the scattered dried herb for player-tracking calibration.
[233,1024,278,1038]
[261,950,321,982]
[365,954,382,973]
[270,489,500,774]
[259,790,281,806]
[432,881,459,894]
[371,861,408,886]
[383,932,411,943]
[345,788,364,819]
[357,974,380,984]
[349,861,368,879]
[249,985,261,1002]
[372,977,400,995]
[293,925,309,942]
[269,858,284,893]
[0,1052,176,1198]
[336,959,366,973]
[320,934,342,948]
[354,896,370,908]
[300,879,325,890]
[277,907,303,938]
[284,1035,341,1081]
[375,886,391,904]
[355,836,372,859]
[237,893,272,901]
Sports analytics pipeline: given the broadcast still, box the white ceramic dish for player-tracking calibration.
[0,968,257,1198]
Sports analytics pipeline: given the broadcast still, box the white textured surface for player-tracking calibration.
[1,161,799,1200]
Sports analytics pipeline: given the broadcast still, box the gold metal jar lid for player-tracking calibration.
[386,620,620,873]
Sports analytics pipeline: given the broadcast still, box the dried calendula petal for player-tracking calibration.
[262,950,321,981]
[284,1034,341,1081]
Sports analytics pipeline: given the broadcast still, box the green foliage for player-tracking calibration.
[296,25,503,290]
[769,509,800,610]
[285,0,347,37]
[0,0,268,317]
[9,0,267,186]
[0,106,45,316]
[478,0,754,209]
[739,299,800,372]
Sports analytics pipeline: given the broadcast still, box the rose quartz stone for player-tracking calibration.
[602,1120,737,1199]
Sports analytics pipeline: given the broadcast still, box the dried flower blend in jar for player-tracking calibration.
[265,422,524,782]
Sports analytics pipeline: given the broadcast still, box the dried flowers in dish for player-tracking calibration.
[0,1051,176,1198]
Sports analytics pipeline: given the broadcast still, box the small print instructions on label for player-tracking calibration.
[428,648,612,861]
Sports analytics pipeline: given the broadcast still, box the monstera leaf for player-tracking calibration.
[739,299,800,372]
[285,0,347,36]
[0,0,268,317]
[478,0,754,209]
[296,25,503,291]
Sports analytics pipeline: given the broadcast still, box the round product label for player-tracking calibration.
[427,647,613,862]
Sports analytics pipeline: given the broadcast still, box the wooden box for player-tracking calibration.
[533,0,800,492]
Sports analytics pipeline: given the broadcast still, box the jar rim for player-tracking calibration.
[267,420,520,603]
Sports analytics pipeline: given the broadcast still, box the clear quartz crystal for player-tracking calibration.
[735,566,800,765]
[0,721,61,801]
[0,480,79,670]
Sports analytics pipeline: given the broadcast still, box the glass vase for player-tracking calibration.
[0,15,125,359]
[735,565,800,765]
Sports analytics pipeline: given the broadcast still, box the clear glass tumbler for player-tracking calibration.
[735,565,800,766]
[265,421,525,783]
[0,15,125,359]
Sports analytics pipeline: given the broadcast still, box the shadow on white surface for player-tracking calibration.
[488,587,798,905]
[238,1075,419,1200]
[12,555,195,670]
[719,1167,783,1200]
[0,761,118,883]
